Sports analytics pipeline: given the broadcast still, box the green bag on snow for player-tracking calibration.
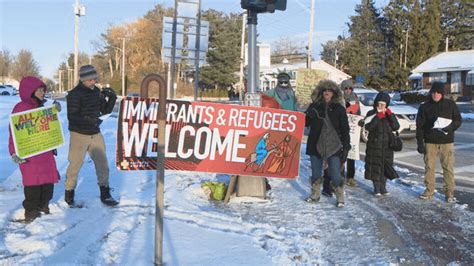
[201,181,226,201]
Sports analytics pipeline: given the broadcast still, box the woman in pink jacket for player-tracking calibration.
[8,76,60,222]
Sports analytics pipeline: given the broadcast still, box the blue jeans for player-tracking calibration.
[310,155,343,187]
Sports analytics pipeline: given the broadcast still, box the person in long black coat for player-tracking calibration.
[363,92,400,196]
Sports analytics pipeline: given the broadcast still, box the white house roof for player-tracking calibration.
[412,50,474,73]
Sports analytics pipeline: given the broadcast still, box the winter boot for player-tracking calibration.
[24,209,41,223]
[306,177,322,203]
[322,173,333,197]
[65,190,75,206]
[334,186,345,208]
[100,186,119,206]
[373,181,381,197]
[39,203,50,214]
[380,180,390,195]
[346,178,358,187]
[419,190,433,200]
[445,191,455,203]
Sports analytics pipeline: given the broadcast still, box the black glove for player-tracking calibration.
[53,100,62,112]
[101,88,116,97]
[341,149,349,162]
[417,141,425,154]
[305,108,317,119]
[53,149,58,156]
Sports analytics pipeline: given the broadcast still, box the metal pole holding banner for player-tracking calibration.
[140,74,167,266]
[236,10,266,199]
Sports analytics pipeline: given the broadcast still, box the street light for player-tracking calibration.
[74,0,86,86]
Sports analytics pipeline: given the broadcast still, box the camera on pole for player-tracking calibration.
[241,0,287,13]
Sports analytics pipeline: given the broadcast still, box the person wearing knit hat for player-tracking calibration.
[362,92,400,196]
[79,64,98,82]
[65,65,119,207]
[304,79,350,208]
[416,81,462,202]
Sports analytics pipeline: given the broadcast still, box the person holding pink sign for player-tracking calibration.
[8,76,60,223]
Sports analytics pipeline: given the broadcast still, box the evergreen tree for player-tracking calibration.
[441,0,474,51]
[200,10,241,89]
[320,36,346,69]
[382,0,411,90]
[407,0,426,68]
[342,0,386,89]
[421,0,442,57]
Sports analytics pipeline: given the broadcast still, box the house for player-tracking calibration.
[411,50,474,100]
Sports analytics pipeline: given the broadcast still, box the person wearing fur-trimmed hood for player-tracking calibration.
[363,92,400,196]
[304,79,350,207]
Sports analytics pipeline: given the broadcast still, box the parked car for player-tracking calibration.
[0,85,16,96]
[355,87,417,142]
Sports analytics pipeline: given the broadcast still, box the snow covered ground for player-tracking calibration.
[1,96,473,265]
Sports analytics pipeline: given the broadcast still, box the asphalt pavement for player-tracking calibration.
[359,119,474,210]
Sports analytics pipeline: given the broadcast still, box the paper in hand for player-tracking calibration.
[433,117,452,129]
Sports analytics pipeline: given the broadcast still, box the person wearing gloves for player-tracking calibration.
[416,82,462,202]
[265,72,298,111]
[305,80,350,207]
[341,79,360,187]
[363,92,400,196]
[65,64,118,207]
[8,76,61,222]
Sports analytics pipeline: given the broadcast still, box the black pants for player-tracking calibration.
[23,184,54,212]
[346,159,355,179]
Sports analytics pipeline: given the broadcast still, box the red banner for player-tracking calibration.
[116,97,305,178]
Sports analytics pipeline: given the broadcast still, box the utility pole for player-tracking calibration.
[58,70,63,93]
[239,12,247,103]
[334,47,337,67]
[170,0,178,99]
[307,0,315,69]
[445,36,449,52]
[73,0,85,86]
[404,30,408,69]
[399,43,403,68]
[122,37,126,96]
[193,0,202,101]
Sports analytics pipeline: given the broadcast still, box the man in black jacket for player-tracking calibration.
[65,65,118,206]
[416,82,462,202]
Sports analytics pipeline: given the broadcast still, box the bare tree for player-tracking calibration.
[0,49,13,83]
[11,49,40,81]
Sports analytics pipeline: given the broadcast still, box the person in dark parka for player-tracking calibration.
[363,92,400,196]
[305,80,350,207]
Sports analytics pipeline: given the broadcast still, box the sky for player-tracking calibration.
[0,0,388,80]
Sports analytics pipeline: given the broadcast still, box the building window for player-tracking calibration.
[429,72,447,83]
[467,74,474,86]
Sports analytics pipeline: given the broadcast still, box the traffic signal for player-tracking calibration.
[241,0,287,13]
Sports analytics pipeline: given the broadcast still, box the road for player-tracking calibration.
[360,120,474,210]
